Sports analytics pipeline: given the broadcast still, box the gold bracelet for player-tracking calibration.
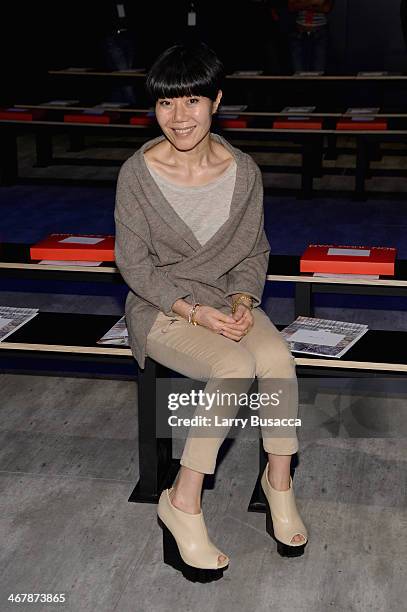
[231,294,253,314]
[188,303,201,326]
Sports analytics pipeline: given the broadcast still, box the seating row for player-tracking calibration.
[1,237,406,509]
[1,113,406,198]
[1,244,407,317]
[1,309,406,512]
[3,105,407,130]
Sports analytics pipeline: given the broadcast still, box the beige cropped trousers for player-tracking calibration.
[146,306,299,474]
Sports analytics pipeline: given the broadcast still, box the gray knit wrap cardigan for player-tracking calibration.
[114,134,271,369]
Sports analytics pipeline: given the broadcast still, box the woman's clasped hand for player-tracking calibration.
[193,303,254,340]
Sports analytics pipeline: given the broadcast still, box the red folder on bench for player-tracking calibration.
[300,244,396,275]
[30,234,115,262]
[273,118,323,130]
[218,116,248,128]
[336,120,388,131]
[0,108,46,121]
[63,111,119,124]
[129,114,155,126]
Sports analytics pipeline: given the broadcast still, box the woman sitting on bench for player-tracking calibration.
[114,42,307,583]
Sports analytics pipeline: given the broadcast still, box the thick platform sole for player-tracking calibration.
[260,488,306,558]
[157,517,227,582]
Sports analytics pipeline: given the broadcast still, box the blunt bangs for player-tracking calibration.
[146,43,224,102]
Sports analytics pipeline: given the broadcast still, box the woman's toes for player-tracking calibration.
[291,534,305,544]
[218,554,228,566]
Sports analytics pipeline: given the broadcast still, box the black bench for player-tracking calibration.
[1,310,406,514]
[2,105,407,198]
[1,244,406,318]
[1,243,406,509]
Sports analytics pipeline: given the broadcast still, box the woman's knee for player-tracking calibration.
[210,349,256,379]
[256,341,296,378]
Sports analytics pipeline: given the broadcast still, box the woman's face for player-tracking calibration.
[155,90,222,151]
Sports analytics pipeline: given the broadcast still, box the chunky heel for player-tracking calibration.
[260,465,308,557]
[158,517,226,582]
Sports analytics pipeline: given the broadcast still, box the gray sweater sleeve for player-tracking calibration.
[224,162,271,305]
[114,164,192,315]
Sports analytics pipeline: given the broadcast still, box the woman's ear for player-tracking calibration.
[212,89,223,114]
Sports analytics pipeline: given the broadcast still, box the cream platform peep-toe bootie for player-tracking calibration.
[157,487,229,582]
[261,465,308,557]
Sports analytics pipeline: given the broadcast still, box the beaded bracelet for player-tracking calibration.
[188,303,201,326]
[231,294,253,315]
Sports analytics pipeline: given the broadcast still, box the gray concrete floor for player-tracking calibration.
[1,375,406,612]
[0,136,406,612]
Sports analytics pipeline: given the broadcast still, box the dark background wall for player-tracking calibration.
[342,0,406,72]
[2,1,407,100]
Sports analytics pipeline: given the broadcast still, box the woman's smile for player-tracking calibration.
[171,126,196,136]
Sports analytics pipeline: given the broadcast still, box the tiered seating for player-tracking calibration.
[1,241,406,507]
[2,100,407,198]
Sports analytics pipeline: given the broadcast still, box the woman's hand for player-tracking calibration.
[194,305,249,341]
[229,303,254,340]
[194,304,253,341]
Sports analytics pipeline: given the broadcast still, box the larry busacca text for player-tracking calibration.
[168,415,302,428]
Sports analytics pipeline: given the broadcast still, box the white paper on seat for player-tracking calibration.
[218,105,248,112]
[314,273,379,279]
[0,318,13,331]
[45,100,80,105]
[97,102,129,108]
[283,106,316,113]
[327,248,370,257]
[288,329,345,346]
[59,237,104,245]
[39,260,102,266]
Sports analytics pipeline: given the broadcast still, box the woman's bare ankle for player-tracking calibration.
[169,486,201,514]
[267,455,292,491]
[169,466,205,514]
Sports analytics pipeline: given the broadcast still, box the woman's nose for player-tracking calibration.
[173,101,188,122]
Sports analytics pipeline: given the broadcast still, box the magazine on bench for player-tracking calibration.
[294,71,323,76]
[97,316,129,346]
[218,105,248,112]
[357,71,388,77]
[232,70,263,76]
[40,100,80,106]
[345,107,380,122]
[280,317,368,358]
[0,307,39,342]
[282,106,316,114]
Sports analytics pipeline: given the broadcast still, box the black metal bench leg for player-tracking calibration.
[0,128,18,185]
[325,134,338,161]
[312,135,324,178]
[128,357,179,504]
[301,138,315,199]
[295,282,313,318]
[247,440,267,512]
[355,137,369,201]
[35,131,53,167]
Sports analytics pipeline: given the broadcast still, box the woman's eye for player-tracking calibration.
[158,100,171,107]
[188,98,200,104]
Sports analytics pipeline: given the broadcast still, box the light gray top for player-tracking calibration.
[114,134,270,369]
[145,160,237,246]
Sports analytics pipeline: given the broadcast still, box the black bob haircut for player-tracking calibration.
[146,42,224,102]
